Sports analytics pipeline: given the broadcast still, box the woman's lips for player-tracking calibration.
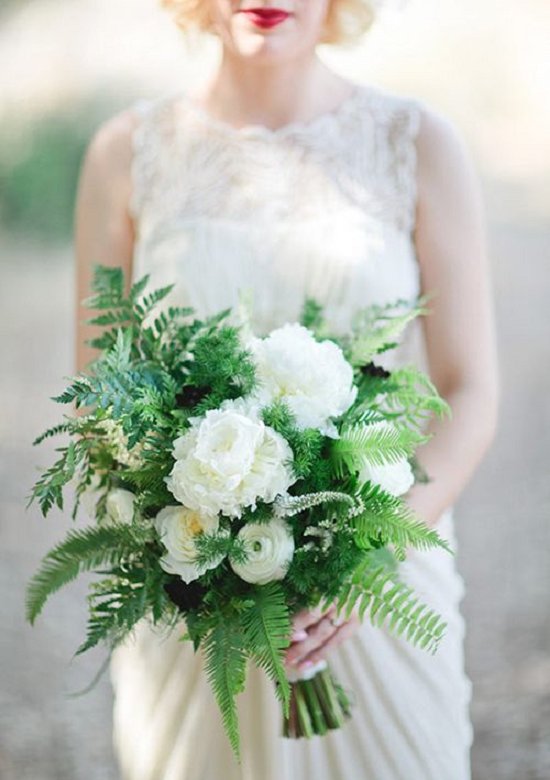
[239,8,291,28]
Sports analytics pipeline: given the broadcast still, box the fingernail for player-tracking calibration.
[291,630,308,642]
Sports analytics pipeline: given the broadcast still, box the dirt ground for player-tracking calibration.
[1,206,549,779]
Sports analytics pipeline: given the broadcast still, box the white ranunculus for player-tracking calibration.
[105,488,136,524]
[250,324,357,436]
[230,518,295,585]
[166,407,296,519]
[154,505,224,583]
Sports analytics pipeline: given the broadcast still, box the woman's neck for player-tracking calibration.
[188,53,356,131]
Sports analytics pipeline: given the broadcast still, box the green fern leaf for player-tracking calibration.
[331,422,425,478]
[203,621,248,759]
[353,486,452,557]
[25,524,148,624]
[240,583,291,715]
[332,562,447,654]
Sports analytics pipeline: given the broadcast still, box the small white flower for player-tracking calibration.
[358,422,415,496]
[154,505,224,583]
[230,518,295,585]
[105,488,136,524]
[166,407,296,518]
[250,324,357,436]
[98,417,144,469]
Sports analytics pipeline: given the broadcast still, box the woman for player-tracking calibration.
[74,1,499,778]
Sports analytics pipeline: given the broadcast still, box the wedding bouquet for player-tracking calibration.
[26,265,451,758]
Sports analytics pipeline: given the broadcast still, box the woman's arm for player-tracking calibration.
[74,109,137,374]
[285,105,500,672]
[405,107,500,528]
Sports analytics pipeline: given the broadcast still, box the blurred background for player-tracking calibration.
[1,0,549,777]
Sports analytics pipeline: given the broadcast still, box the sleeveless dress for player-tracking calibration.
[110,82,474,780]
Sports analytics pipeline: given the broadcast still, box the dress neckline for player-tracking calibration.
[176,81,367,141]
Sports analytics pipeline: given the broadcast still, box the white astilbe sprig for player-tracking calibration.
[303,523,335,553]
[273,491,364,520]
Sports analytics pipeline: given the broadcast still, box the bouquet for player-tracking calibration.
[26,265,451,758]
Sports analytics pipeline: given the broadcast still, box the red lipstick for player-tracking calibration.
[239,8,290,29]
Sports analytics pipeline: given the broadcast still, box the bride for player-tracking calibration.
[74,1,499,778]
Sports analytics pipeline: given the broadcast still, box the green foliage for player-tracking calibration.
[28,438,90,515]
[332,559,447,654]
[195,528,246,569]
[346,298,428,367]
[263,402,328,483]
[285,525,365,611]
[374,366,451,426]
[240,583,292,715]
[184,325,257,414]
[77,553,174,654]
[26,523,153,624]
[300,298,325,333]
[330,421,426,479]
[203,620,248,759]
[353,484,452,559]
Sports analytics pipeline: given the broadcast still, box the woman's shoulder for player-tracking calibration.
[366,84,475,197]
[83,92,176,169]
[363,83,464,149]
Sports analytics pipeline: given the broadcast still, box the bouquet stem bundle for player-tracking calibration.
[283,666,353,738]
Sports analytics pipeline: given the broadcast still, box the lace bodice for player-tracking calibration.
[129,82,428,370]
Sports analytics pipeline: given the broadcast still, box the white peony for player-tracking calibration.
[358,422,415,497]
[154,505,225,583]
[165,407,296,518]
[230,518,295,585]
[105,488,136,524]
[250,324,357,436]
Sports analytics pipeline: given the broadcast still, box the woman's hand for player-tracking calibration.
[284,604,360,676]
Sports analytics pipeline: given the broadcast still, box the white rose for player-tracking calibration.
[166,407,296,518]
[154,505,224,583]
[105,488,136,524]
[358,421,415,497]
[250,324,357,436]
[230,518,295,585]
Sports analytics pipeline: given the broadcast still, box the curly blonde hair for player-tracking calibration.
[160,1,377,46]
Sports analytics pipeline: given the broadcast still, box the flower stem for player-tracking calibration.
[282,665,352,739]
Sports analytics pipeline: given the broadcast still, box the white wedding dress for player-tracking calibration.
[110,81,474,780]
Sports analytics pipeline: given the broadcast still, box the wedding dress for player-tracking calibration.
[110,81,474,780]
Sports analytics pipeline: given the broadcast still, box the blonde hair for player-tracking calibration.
[160,0,377,46]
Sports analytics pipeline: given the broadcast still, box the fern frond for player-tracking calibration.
[28,439,90,515]
[332,562,447,654]
[203,621,248,759]
[348,307,421,366]
[353,485,452,557]
[240,583,291,715]
[331,422,425,479]
[25,524,149,624]
[32,422,72,446]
